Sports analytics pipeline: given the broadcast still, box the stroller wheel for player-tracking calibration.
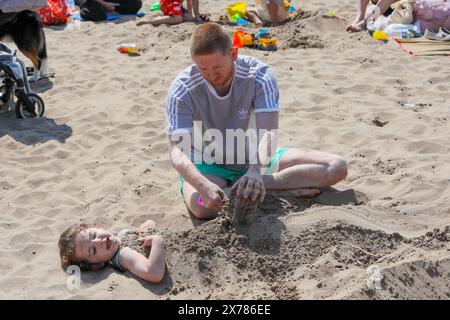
[15,93,45,119]
[0,81,13,104]
[0,85,8,103]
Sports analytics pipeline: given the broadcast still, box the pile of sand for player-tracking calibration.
[158,195,450,299]
[118,195,450,299]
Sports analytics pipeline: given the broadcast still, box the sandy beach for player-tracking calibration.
[0,0,449,299]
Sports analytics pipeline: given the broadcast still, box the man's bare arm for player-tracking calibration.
[169,135,210,192]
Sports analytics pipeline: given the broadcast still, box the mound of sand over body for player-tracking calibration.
[121,195,450,299]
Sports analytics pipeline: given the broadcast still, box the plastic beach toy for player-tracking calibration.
[325,10,336,17]
[282,0,294,12]
[226,2,247,18]
[232,30,245,48]
[254,28,270,39]
[372,29,388,42]
[150,2,160,11]
[234,16,249,25]
[117,43,140,54]
[227,2,250,24]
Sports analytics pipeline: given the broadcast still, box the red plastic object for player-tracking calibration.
[160,0,183,16]
[38,0,70,25]
[232,30,245,48]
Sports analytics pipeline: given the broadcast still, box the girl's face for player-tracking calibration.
[74,227,120,265]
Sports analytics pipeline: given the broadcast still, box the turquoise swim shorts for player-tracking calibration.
[180,147,289,194]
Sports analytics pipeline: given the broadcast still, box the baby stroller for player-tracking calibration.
[0,42,45,118]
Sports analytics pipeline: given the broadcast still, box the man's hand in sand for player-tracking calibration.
[231,167,266,203]
[199,182,227,210]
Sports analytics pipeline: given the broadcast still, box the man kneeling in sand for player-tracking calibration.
[166,23,348,219]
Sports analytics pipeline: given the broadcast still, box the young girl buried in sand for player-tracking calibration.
[58,219,165,283]
[136,0,207,26]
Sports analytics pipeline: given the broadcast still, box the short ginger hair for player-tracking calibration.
[190,23,232,57]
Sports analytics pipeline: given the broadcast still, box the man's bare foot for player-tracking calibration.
[288,188,321,198]
[346,19,366,32]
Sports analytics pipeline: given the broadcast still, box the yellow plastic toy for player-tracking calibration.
[232,30,254,48]
[226,2,247,19]
[255,37,277,51]
[373,30,388,42]
[242,33,255,46]
[117,43,140,54]
[282,0,292,12]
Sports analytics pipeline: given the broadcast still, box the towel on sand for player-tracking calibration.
[395,36,450,55]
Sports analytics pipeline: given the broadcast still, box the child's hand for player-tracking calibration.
[138,235,163,247]
[134,220,157,234]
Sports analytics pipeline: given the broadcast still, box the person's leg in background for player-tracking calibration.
[347,0,397,32]
[266,0,280,26]
[347,0,371,32]
[192,0,200,19]
[246,8,263,26]
[136,14,183,26]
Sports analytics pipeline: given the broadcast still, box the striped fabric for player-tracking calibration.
[166,55,279,135]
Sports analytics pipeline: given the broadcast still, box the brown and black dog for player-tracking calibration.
[0,10,48,80]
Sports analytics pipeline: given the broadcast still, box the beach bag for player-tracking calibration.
[160,0,182,16]
[0,0,47,12]
[388,0,415,24]
[79,0,106,21]
[413,0,450,32]
[38,0,70,24]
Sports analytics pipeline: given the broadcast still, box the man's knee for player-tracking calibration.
[325,156,348,185]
